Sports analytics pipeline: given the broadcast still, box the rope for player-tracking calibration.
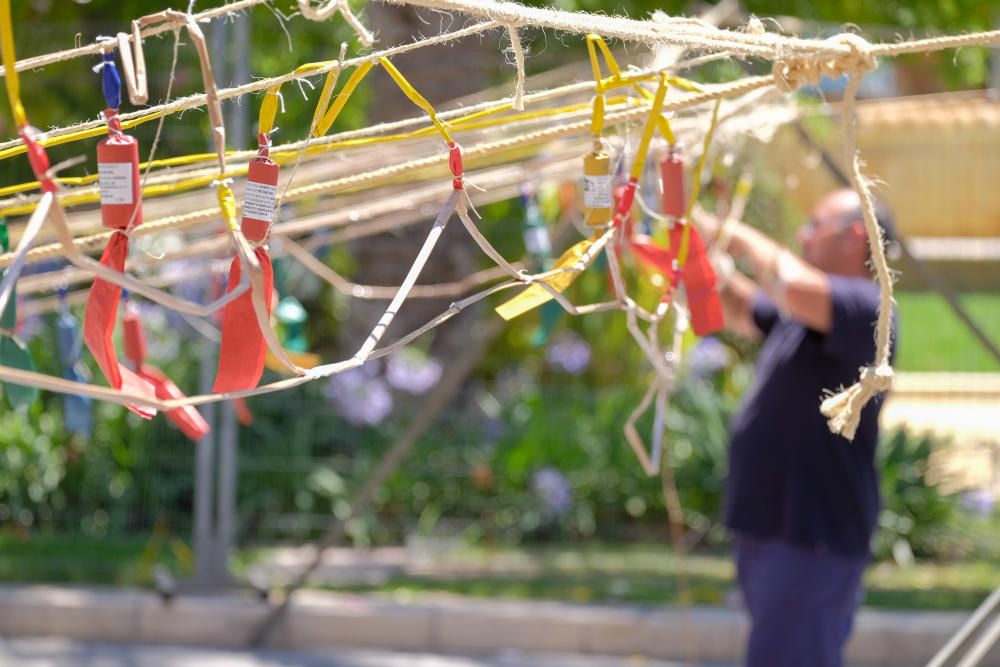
[819,67,895,441]
[0,21,502,160]
[375,0,1000,61]
[297,0,374,45]
[0,74,770,268]
[0,0,271,77]
[505,22,526,111]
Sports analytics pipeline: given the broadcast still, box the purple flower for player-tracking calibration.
[323,362,394,427]
[532,467,573,518]
[386,348,442,394]
[688,336,729,379]
[545,331,591,375]
[962,488,995,517]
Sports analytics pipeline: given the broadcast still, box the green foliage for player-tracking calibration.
[874,429,960,562]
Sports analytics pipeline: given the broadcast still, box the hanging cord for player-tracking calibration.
[297,0,374,45]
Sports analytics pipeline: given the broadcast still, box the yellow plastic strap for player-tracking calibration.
[258,86,281,136]
[590,94,605,138]
[585,34,622,89]
[629,73,668,182]
[683,98,721,222]
[378,57,453,145]
[0,96,629,216]
[656,114,676,146]
[495,233,599,321]
[310,68,341,135]
[313,61,373,138]
[265,348,321,373]
[216,183,239,231]
[676,99,722,269]
[0,0,27,128]
[676,220,693,269]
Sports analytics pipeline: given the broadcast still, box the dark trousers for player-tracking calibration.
[736,534,868,667]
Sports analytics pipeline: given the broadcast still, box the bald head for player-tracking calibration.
[797,188,894,277]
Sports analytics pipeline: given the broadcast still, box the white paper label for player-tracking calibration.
[243,180,277,222]
[583,174,612,208]
[524,226,551,257]
[98,162,134,205]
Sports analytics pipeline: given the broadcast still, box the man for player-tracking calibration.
[698,188,897,667]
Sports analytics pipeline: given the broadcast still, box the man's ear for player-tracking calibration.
[848,219,868,250]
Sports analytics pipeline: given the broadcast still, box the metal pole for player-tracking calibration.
[193,332,219,587]
[926,586,1000,667]
[205,6,251,590]
[955,613,1000,667]
[214,401,238,584]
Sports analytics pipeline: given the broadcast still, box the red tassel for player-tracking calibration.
[671,224,724,336]
[141,366,211,441]
[122,307,209,441]
[233,398,254,426]
[213,249,274,393]
[628,233,677,282]
[83,234,155,418]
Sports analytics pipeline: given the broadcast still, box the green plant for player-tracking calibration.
[874,428,960,563]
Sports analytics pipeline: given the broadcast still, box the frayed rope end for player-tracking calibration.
[820,364,893,441]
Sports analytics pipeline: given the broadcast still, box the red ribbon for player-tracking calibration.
[213,248,275,393]
[122,306,209,440]
[82,233,156,418]
[233,397,254,426]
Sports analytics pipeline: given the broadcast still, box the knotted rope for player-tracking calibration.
[770,32,896,441]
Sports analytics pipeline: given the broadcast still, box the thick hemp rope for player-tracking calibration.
[0,76,770,269]
[504,22,527,111]
[819,54,895,440]
[768,31,894,440]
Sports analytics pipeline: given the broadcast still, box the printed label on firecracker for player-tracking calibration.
[243,180,277,222]
[583,174,612,208]
[98,163,133,205]
[524,227,551,257]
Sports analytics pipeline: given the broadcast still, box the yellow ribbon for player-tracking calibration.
[494,234,600,321]
[0,0,27,128]
[312,61,373,138]
[258,86,281,136]
[216,182,239,231]
[378,57,453,145]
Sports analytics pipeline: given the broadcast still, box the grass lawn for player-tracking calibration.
[895,292,1000,372]
[0,532,192,586]
[5,536,1000,611]
[319,543,1000,611]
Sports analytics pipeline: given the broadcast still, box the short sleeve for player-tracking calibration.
[751,291,780,337]
[823,276,882,367]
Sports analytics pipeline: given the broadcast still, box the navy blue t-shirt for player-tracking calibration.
[724,276,892,558]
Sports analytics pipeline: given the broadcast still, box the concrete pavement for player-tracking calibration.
[0,639,724,667]
[0,585,991,666]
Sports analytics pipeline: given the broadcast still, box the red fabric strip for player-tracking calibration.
[213,248,274,393]
[83,234,155,418]
[138,366,211,441]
